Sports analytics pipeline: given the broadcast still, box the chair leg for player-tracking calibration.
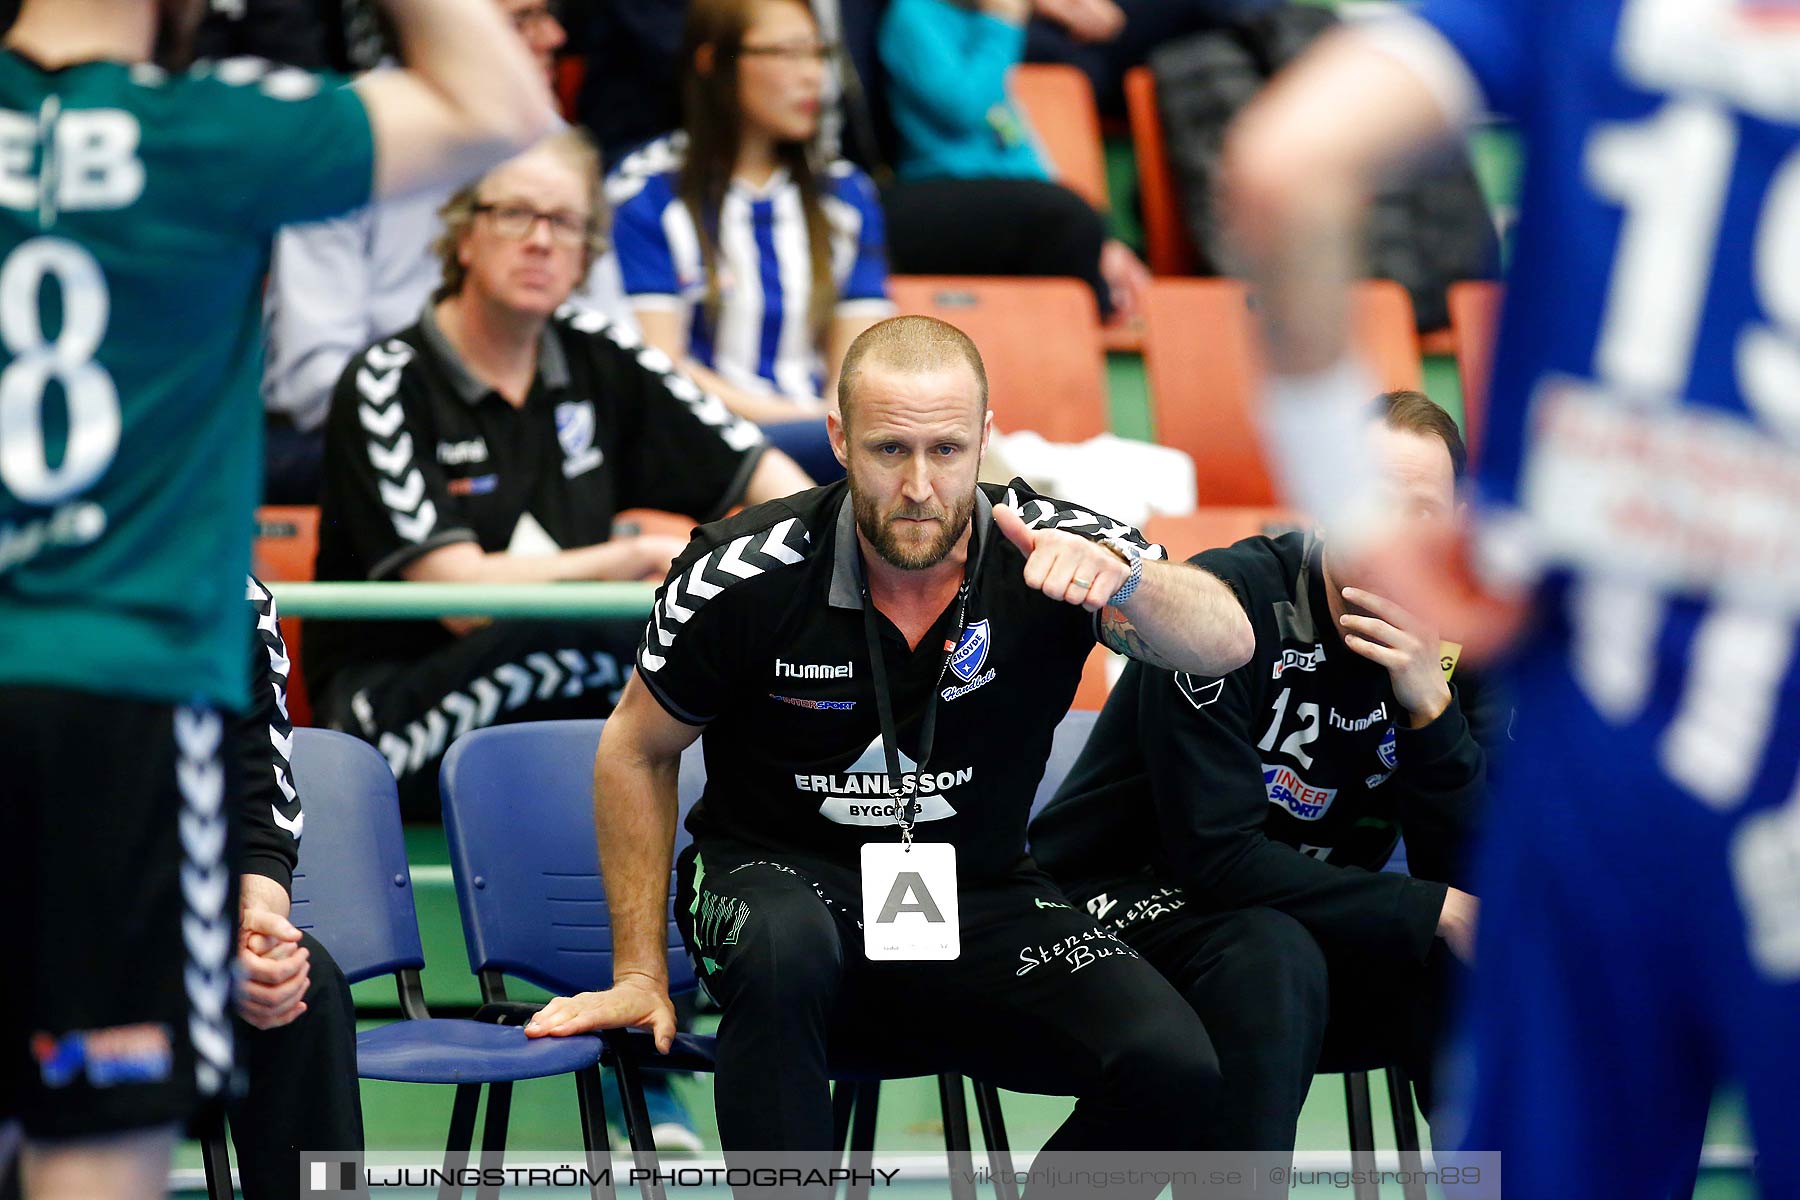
[937,1074,977,1200]
[1385,1067,1426,1200]
[844,1083,880,1200]
[1343,1072,1379,1200]
[831,1080,856,1158]
[971,1081,1018,1200]
[610,1052,665,1200]
[440,1083,482,1200]
[200,1108,233,1200]
[475,1081,513,1200]
[576,1066,618,1200]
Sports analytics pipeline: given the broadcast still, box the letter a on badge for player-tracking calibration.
[861,842,960,960]
[877,874,944,923]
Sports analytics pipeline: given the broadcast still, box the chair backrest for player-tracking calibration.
[888,275,1108,442]
[1034,709,1100,820]
[253,506,319,583]
[1071,645,1117,711]
[439,720,699,999]
[254,506,320,726]
[288,729,427,984]
[1141,507,1306,561]
[555,55,586,122]
[1142,278,1423,505]
[1446,280,1502,463]
[1011,63,1110,212]
[1123,66,1196,276]
[611,508,701,543]
[1353,279,1427,388]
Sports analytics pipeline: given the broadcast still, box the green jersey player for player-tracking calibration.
[0,1,552,1197]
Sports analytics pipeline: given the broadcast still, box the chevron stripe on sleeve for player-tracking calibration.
[1003,486,1169,562]
[246,575,303,847]
[639,515,812,684]
[352,338,439,545]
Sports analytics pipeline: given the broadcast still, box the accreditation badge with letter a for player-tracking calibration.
[861,842,960,960]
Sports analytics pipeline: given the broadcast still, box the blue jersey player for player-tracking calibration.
[1224,1,1800,1196]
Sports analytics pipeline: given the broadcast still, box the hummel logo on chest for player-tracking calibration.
[775,659,854,679]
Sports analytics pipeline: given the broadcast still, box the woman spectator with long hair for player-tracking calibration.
[607,0,893,482]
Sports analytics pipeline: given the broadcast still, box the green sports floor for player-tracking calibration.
[173,128,1764,1195]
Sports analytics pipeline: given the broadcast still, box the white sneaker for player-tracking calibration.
[651,1121,705,1156]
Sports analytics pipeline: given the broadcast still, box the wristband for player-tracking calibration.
[1260,356,1387,553]
[1111,554,1144,606]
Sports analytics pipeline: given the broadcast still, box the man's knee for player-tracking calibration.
[297,934,354,1032]
[1101,987,1224,1105]
[1188,908,1330,1038]
[697,867,846,1010]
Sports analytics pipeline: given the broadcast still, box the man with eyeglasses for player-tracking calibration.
[261,0,629,504]
[308,129,812,829]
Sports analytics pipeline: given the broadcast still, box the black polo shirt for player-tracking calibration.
[1030,531,1497,966]
[308,304,767,697]
[638,478,1165,882]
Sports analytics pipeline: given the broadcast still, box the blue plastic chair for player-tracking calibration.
[201,729,612,1200]
[1031,709,1101,819]
[441,719,1044,1200]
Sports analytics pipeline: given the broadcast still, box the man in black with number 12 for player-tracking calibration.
[526,315,1255,1182]
[1032,392,1493,1173]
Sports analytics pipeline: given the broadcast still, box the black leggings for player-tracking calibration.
[675,840,1221,1185]
[1068,874,1459,1159]
[881,178,1114,319]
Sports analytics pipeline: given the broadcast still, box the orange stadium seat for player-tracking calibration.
[252,505,319,584]
[1142,506,1306,561]
[1447,280,1502,463]
[1123,66,1197,277]
[253,505,320,727]
[612,508,701,542]
[1142,278,1423,506]
[1011,64,1146,351]
[1073,645,1119,711]
[889,276,1109,443]
[1011,63,1110,213]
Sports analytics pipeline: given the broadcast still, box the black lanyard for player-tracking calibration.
[856,514,989,843]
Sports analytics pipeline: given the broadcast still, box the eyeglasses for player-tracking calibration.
[473,203,593,246]
[737,40,839,65]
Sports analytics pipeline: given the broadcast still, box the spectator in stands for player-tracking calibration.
[262,0,630,504]
[877,0,1151,323]
[0,0,389,72]
[307,129,810,815]
[573,0,885,171]
[1029,393,1495,1164]
[565,1,684,164]
[1024,0,1278,116]
[606,0,895,485]
[232,579,364,1200]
